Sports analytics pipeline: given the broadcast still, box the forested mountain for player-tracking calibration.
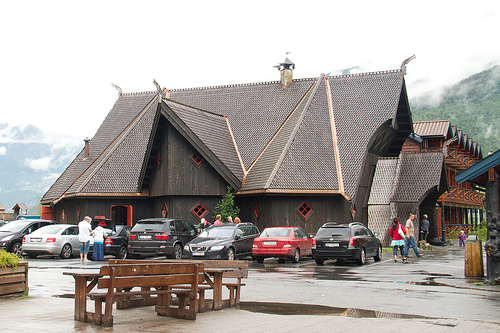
[411,65,500,155]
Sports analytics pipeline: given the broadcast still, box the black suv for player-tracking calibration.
[0,219,55,256]
[127,218,198,259]
[184,223,260,260]
[312,222,382,265]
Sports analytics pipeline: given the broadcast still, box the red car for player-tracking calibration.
[252,226,312,263]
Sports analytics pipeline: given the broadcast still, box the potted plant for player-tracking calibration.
[0,249,28,297]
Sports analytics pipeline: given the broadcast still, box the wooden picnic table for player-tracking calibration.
[63,269,101,322]
[203,267,238,310]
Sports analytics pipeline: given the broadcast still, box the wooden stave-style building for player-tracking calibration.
[409,121,484,236]
[367,120,484,246]
[40,67,414,234]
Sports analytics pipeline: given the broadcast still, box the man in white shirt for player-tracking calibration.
[78,216,93,261]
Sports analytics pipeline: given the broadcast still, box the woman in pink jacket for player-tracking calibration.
[389,217,407,262]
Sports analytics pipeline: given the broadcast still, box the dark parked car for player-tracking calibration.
[184,223,260,260]
[128,218,198,259]
[104,225,132,259]
[0,219,55,256]
[252,226,313,263]
[312,222,382,265]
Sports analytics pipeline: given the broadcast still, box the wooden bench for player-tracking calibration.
[87,262,203,327]
[108,259,249,312]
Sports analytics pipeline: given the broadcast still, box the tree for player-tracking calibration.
[213,186,240,222]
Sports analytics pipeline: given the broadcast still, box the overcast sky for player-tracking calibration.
[1,0,500,151]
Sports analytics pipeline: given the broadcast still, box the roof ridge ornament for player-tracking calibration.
[401,55,416,75]
[111,83,122,97]
[153,79,167,99]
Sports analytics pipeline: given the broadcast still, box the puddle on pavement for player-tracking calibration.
[239,302,434,319]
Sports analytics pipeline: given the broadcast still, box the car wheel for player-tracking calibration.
[227,247,235,260]
[172,243,183,259]
[291,248,300,263]
[356,248,366,265]
[60,244,72,259]
[27,253,38,259]
[256,256,264,263]
[117,245,128,259]
[12,242,22,256]
[315,257,325,265]
[374,245,382,262]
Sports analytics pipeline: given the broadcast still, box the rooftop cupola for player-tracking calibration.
[274,57,295,87]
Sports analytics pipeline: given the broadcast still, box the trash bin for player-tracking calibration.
[464,236,484,277]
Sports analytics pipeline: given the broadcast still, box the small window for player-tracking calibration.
[192,203,207,219]
[298,202,312,218]
[190,151,205,166]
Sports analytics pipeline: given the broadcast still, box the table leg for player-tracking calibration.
[74,277,87,322]
[212,272,223,310]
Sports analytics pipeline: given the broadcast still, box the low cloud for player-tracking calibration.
[24,157,52,172]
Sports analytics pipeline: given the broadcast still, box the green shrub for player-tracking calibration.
[470,220,487,241]
[0,249,21,271]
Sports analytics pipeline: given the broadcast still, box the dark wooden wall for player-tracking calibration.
[54,198,152,225]
[236,195,350,235]
[149,122,228,197]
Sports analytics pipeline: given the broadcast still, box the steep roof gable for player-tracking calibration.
[160,99,245,189]
[41,92,158,203]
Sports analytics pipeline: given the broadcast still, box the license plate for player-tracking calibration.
[325,242,339,247]
[31,238,42,242]
[263,241,277,246]
[138,235,152,240]
[192,251,205,256]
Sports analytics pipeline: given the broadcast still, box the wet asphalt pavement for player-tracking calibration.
[2,243,500,332]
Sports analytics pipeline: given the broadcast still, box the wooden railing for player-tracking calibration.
[441,186,484,206]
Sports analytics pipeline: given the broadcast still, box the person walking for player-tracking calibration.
[389,217,406,262]
[91,224,106,261]
[405,213,423,258]
[227,216,233,224]
[420,214,430,243]
[78,216,93,262]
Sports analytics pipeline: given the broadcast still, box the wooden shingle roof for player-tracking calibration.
[41,92,158,203]
[42,68,412,204]
[368,152,447,205]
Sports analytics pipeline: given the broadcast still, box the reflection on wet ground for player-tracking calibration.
[239,302,435,319]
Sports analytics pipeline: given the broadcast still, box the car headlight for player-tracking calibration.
[1,235,14,241]
[210,245,224,251]
[184,245,189,251]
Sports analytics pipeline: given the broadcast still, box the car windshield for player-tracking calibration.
[0,221,32,233]
[260,228,290,237]
[132,222,166,232]
[31,225,64,235]
[316,227,350,238]
[198,227,234,238]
